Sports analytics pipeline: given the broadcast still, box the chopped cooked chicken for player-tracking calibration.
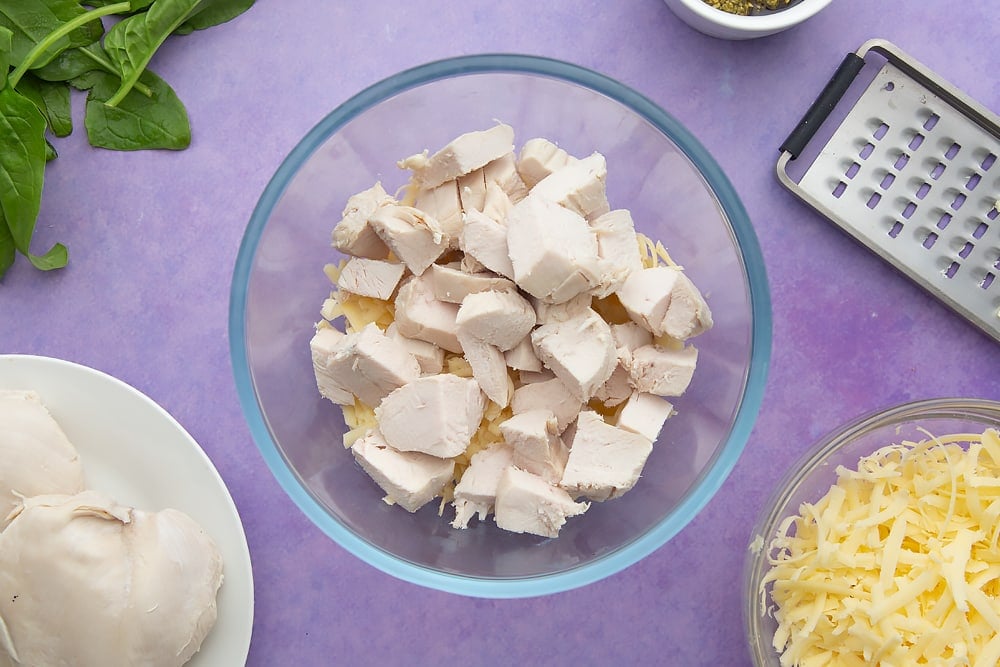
[369,204,447,276]
[351,429,454,512]
[516,137,577,189]
[510,376,582,434]
[616,392,674,442]
[530,153,610,220]
[560,411,653,501]
[375,374,486,458]
[398,124,515,189]
[413,181,463,248]
[385,322,444,375]
[309,326,356,405]
[482,152,529,202]
[626,344,698,397]
[394,274,462,353]
[503,336,543,373]
[458,168,487,213]
[506,194,600,303]
[451,443,514,529]
[429,263,514,304]
[530,307,617,402]
[0,391,85,526]
[499,409,569,484]
[0,491,222,667]
[457,331,512,408]
[592,364,633,408]
[494,467,589,538]
[336,257,406,300]
[331,182,395,259]
[530,291,592,325]
[456,289,536,351]
[459,208,515,279]
[310,322,420,407]
[616,266,713,340]
[590,209,642,297]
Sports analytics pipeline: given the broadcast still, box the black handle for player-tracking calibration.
[780,52,865,159]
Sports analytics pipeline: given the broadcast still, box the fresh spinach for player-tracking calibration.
[16,74,73,137]
[84,69,189,150]
[0,0,254,280]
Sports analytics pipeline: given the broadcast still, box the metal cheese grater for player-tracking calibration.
[777,38,1000,344]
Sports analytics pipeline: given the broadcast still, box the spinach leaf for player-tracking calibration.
[44,139,59,161]
[0,87,66,276]
[15,74,73,137]
[0,0,103,70]
[0,26,11,88]
[84,68,190,150]
[0,211,15,278]
[103,0,204,106]
[178,0,254,33]
[32,42,105,81]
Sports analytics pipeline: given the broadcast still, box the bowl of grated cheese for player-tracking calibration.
[230,54,771,597]
[744,397,1000,665]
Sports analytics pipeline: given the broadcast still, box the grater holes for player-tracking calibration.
[893,153,910,170]
[902,202,917,219]
[880,173,896,190]
[930,162,946,180]
[965,173,981,191]
[832,181,847,198]
[937,212,952,229]
[860,142,875,159]
[923,113,940,131]
[916,182,931,199]
[873,122,890,140]
[973,222,988,239]
[989,207,999,221]
[951,193,967,210]
[945,261,960,279]
[867,192,882,209]
[888,221,904,238]
[923,232,939,249]
[983,153,997,170]
[909,133,924,150]
[983,273,996,291]
[944,142,961,160]
[845,162,861,179]
[959,241,974,259]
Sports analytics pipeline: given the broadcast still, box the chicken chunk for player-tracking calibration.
[483,152,529,203]
[457,331,512,408]
[510,376,582,434]
[336,257,406,300]
[451,444,514,529]
[385,322,444,375]
[369,204,447,276]
[503,336,542,373]
[494,467,589,538]
[560,411,653,501]
[312,322,421,407]
[375,374,486,458]
[331,182,394,259]
[530,153,610,220]
[616,266,712,340]
[398,124,515,190]
[616,392,674,442]
[456,289,536,351]
[413,181,463,248]
[309,326,356,405]
[627,344,698,397]
[430,264,514,304]
[394,274,462,353]
[590,209,643,297]
[506,194,600,303]
[516,137,577,189]
[459,208,515,279]
[351,429,454,512]
[592,364,633,408]
[500,409,569,484]
[530,307,617,402]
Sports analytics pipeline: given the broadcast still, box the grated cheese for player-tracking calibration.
[761,428,1000,666]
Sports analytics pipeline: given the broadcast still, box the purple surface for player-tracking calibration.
[2,2,998,665]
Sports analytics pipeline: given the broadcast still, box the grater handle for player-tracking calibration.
[780,53,865,159]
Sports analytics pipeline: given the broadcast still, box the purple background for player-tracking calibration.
[2,2,998,664]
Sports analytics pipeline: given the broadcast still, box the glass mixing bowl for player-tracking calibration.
[230,54,771,597]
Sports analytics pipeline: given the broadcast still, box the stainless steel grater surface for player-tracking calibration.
[777,38,1000,344]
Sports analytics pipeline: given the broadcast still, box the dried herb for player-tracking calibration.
[701,0,793,16]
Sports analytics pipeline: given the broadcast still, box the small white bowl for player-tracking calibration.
[662,0,832,40]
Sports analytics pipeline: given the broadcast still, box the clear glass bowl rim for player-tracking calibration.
[743,396,1000,664]
[230,53,773,598]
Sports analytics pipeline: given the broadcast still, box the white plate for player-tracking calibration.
[0,355,253,666]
